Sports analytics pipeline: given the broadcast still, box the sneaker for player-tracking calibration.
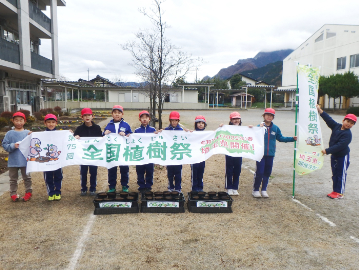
[122,186,129,192]
[54,194,61,201]
[168,189,173,192]
[226,189,233,195]
[22,192,32,202]
[174,189,182,194]
[11,194,20,202]
[232,190,239,196]
[48,195,55,201]
[327,191,336,198]
[89,191,96,196]
[261,191,269,198]
[107,188,116,193]
[252,191,261,198]
[331,192,344,199]
[80,191,87,196]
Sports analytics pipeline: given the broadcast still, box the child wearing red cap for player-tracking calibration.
[134,111,157,193]
[219,112,243,195]
[2,112,32,202]
[164,111,184,192]
[191,115,207,192]
[43,114,64,201]
[103,105,132,193]
[74,108,103,196]
[316,105,356,199]
[252,108,296,198]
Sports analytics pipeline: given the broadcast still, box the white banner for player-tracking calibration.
[19,126,265,173]
[296,64,324,175]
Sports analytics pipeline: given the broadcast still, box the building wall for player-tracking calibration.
[282,24,359,108]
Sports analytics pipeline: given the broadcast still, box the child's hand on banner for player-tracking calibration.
[104,130,111,135]
[321,149,326,155]
[293,136,297,141]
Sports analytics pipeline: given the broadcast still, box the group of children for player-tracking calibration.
[2,104,354,202]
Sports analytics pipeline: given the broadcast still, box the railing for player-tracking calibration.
[0,38,20,64]
[29,1,51,32]
[31,51,52,74]
[6,0,17,7]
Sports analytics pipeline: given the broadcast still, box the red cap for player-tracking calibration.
[344,114,357,123]
[229,112,241,119]
[112,105,123,113]
[44,114,57,121]
[81,108,93,116]
[169,111,180,120]
[12,112,26,122]
[195,115,206,123]
[139,110,150,118]
[264,108,276,115]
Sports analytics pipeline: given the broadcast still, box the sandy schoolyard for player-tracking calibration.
[0,108,358,270]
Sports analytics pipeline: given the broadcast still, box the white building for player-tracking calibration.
[0,0,65,113]
[280,24,359,108]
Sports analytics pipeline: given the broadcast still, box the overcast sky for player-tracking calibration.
[41,0,359,83]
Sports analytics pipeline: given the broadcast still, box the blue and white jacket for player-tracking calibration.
[134,125,156,134]
[103,119,132,136]
[259,122,294,157]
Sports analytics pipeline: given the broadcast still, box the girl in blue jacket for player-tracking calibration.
[253,108,297,198]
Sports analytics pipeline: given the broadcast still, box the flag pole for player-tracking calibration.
[292,68,299,198]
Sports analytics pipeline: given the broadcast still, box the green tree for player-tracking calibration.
[230,74,242,89]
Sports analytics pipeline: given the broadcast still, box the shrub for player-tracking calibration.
[27,115,36,123]
[0,111,13,121]
[54,106,62,113]
[346,107,359,116]
[18,109,30,119]
[0,117,8,129]
[33,112,44,121]
[46,108,54,114]
[39,109,48,116]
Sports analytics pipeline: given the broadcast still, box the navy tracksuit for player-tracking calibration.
[191,127,205,191]
[103,119,132,189]
[320,112,352,194]
[165,124,183,191]
[135,125,156,190]
[253,122,294,191]
[43,128,63,196]
[225,156,242,190]
[74,122,102,192]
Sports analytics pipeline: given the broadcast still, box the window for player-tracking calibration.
[337,57,346,70]
[350,54,359,68]
[326,32,336,39]
[315,33,323,42]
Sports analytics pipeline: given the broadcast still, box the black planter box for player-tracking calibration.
[93,193,139,215]
[187,192,233,213]
[140,193,185,213]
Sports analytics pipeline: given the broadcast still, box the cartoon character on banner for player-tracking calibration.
[305,135,321,146]
[28,138,42,161]
[27,139,61,162]
[44,144,61,161]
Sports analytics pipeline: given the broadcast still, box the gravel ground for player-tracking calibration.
[0,108,358,270]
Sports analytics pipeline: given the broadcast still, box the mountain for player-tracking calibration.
[215,49,293,80]
[241,61,283,87]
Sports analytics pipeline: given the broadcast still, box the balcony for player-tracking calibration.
[29,1,51,32]
[0,38,20,64]
[31,52,52,74]
[6,0,17,7]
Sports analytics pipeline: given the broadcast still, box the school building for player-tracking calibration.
[278,24,359,109]
[0,0,65,114]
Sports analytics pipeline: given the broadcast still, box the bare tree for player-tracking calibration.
[122,0,201,128]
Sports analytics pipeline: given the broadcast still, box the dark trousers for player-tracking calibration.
[191,161,205,191]
[167,165,182,191]
[80,165,98,192]
[44,168,63,196]
[331,154,350,194]
[136,163,154,190]
[253,156,274,191]
[225,156,242,190]
[108,166,129,190]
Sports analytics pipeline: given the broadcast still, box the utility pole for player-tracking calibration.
[87,68,89,81]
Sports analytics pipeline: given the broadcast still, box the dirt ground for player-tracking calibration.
[0,109,358,270]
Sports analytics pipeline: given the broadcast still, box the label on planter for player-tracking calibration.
[196,201,227,207]
[99,202,132,208]
[147,201,179,208]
